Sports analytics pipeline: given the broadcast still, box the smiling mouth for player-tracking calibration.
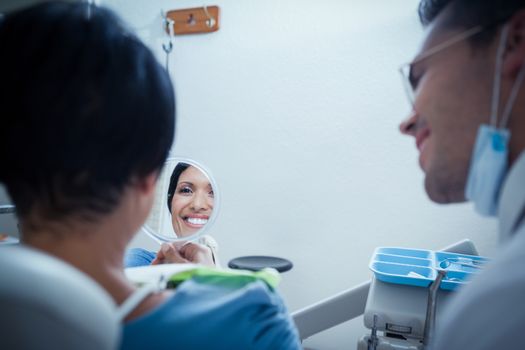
[183,217,208,226]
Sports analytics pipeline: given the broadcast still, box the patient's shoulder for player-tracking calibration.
[122,278,301,350]
[171,278,289,323]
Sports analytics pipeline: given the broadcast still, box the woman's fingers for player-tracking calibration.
[156,243,189,264]
[149,242,215,266]
[150,246,165,265]
[180,243,215,267]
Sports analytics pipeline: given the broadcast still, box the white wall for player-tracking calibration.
[2,0,500,348]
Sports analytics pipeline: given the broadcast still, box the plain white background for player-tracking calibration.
[0,1,500,348]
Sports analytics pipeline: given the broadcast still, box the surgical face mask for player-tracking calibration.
[465,25,525,216]
[465,126,510,216]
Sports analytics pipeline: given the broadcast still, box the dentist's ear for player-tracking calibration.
[502,9,525,78]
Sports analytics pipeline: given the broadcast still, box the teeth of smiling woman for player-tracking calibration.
[186,218,208,225]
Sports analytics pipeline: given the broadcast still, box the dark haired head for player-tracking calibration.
[0,2,175,224]
[166,163,190,213]
[418,0,525,46]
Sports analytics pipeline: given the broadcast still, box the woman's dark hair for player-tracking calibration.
[418,0,525,46]
[0,2,175,222]
[166,162,190,213]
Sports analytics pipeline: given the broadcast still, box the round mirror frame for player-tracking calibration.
[140,157,220,243]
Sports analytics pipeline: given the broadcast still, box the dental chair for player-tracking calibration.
[0,245,120,350]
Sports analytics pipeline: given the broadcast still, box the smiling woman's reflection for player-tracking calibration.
[167,163,213,237]
[125,163,219,267]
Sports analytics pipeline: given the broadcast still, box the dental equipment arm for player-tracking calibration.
[291,239,479,341]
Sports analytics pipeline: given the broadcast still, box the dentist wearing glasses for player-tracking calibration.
[399,1,525,349]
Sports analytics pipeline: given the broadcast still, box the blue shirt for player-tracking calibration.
[124,248,156,268]
[121,277,301,350]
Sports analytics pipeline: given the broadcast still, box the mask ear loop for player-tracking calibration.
[499,58,525,129]
[490,25,510,127]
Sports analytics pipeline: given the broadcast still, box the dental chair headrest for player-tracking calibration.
[0,245,120,350]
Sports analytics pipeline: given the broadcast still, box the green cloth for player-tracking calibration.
[167,267,281,290]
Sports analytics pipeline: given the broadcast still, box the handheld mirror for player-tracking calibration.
[141,157,219,244]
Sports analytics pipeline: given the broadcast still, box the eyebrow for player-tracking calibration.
[177,181,212,189]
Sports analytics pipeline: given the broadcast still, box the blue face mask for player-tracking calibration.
[465,25,525,216]
[465,126,510,216]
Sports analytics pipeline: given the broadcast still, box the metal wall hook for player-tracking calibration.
[203,6,216,28]
[162,41,173,54]
[161,10,176,38]
[161,10,175,72]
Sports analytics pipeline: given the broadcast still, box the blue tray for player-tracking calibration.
[369,247,489,291]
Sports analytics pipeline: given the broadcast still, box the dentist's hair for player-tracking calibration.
[0,2,175,224]
[418,0,525,46]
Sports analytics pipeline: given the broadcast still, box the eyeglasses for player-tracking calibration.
[399,26,484,107]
